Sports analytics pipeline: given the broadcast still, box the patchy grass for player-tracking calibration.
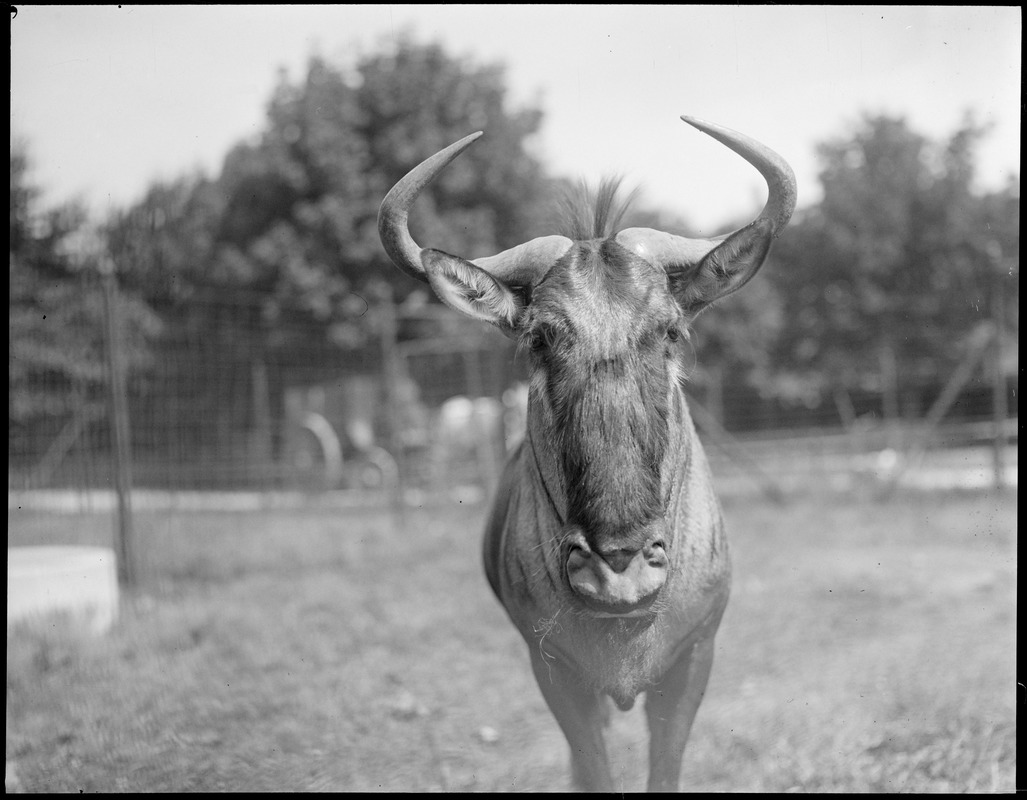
[6,489,1016,792]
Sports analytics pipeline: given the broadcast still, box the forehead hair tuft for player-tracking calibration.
[558,176,640,241]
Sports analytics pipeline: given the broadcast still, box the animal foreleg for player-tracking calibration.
[643,634,718,792]
[529,648,614,792]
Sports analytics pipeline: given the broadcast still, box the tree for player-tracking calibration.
[688,263,785,423]
[10,141,161,471]
[767,113,1019,423]
[98,39,558,475]
[105,173,225,310]
[109,39,554,356]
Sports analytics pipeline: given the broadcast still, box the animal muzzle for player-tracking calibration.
[563,525,669,617]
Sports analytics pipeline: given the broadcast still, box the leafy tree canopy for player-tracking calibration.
[108,38,555,356]
[10,142,161,427]
[766,112,1018,409]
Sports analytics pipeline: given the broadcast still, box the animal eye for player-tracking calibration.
[666,326,680,343]
[529,326,551,352]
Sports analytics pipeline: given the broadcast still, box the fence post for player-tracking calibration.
[250,353,274,485]
[988,241,1008,491]
[99,256,136,586]
[377,285,406,514]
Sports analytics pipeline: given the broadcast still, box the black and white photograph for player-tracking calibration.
[8,5,1017,792]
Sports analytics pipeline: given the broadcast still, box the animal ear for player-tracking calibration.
[421,249,525,335]
[669,219,773,317]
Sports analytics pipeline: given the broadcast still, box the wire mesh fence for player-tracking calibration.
[9,269,1017,524]
[9,272,529,500]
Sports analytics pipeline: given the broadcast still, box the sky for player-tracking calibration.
[10,5,1022,235]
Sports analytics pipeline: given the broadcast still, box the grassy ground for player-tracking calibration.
[6,487,1016,792]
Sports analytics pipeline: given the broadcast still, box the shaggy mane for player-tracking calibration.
[558,176,640,240]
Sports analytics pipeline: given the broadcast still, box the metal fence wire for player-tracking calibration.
[9,270,1016,506]
[10,270,113,492]
[9,272,529,499]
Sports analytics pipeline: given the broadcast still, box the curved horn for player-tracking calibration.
[378,132,572,285]
[470,235,574,286]
[378,132,483,283]
[616,116,797,271]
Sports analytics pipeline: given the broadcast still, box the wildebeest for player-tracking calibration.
[378,116,795,791]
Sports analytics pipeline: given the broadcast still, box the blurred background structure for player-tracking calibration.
[9,10,1019,583]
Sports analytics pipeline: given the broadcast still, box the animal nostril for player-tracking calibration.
[646,541,668,567]
[566,545,591,571]
[602,549,636,573]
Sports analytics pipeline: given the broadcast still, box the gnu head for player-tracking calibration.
[378,116,796,332]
